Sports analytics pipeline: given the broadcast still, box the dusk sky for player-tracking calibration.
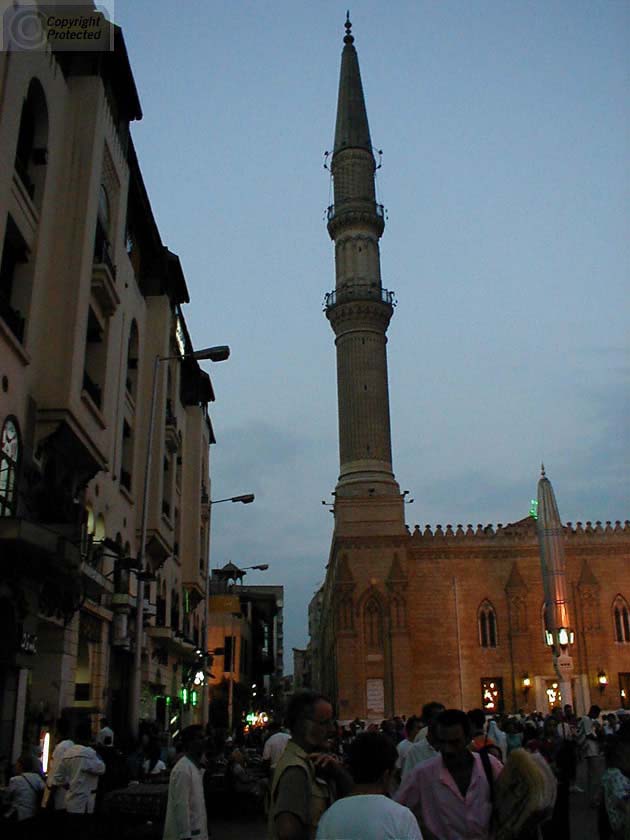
[114,1,630,663]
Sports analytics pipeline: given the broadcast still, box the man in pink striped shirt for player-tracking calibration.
[396,709,502,840]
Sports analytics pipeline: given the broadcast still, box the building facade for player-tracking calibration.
[0,5,217,761]
[207,567,284,728]
[313,19,630,721]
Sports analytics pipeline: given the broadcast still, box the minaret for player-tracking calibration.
[325,15,405,534]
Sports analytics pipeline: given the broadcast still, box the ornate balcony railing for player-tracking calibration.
[93,220,117,280]
[323,283,396,311]
[327,201,385,221]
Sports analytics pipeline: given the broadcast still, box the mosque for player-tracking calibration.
[310,17,630,720]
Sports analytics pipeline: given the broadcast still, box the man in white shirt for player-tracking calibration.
[401,720,439,780]
[7,754,46,825]
[263,720,291,776]
[96,717,115,747]
[45,718,74,811]
[163,724,208,840]
[51,719,105,838]
[577,704,603,805]
[396,716,422,777]
[316,731,422,840]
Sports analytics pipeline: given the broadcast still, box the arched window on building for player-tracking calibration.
[94,183,114,273]
[15,78,49,206]
[0,417,20,517]
[125,321,139,399]
[478,600,498,648]
[364,597,383,649]
[613,595,630,643]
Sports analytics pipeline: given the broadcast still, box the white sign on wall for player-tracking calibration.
[366,678,384,714]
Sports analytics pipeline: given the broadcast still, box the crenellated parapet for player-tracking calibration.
[409,518,630,542]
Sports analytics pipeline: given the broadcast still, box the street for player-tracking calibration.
[208,789,599,840]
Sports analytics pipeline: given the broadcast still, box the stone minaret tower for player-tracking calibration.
[325,15,405,535]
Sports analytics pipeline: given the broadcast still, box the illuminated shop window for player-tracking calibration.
[546,680,562,710]
[0,417,20,516]
[481,677,503,713]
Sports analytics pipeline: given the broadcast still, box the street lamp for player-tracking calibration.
[129,345,229,740]
[210,494,255,505]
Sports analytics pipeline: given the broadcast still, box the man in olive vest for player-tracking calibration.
[268,690,352,840]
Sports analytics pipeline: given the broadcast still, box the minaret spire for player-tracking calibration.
[333,13,372,158]
[324,17,405,535]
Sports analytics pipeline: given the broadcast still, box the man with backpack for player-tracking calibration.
[396,709,502,840]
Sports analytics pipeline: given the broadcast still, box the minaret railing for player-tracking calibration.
[323,284,396,310]
[327,201,385,222]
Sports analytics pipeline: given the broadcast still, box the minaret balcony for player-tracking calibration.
[323,283,396,311]
[327,201,385,221]
[326,201,386,238]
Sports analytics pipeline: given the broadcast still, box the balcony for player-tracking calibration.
[323,283,396,311]
[327,202,385,222]
[0,294,25,343]
[82,371,102,409]
[92,224,119,316]
[165,399,179,453]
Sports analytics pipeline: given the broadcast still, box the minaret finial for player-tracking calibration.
[344,10,354,44]
[541,462,546,477]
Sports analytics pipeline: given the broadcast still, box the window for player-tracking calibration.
[83,306,107,409]
[94,184,115,277]
[155,579,166,627]
[0,215,31,343]
[120,419,134,491]
[364,597,383,649]
[0,417,20,516]
[170,590,180,631]
[614,596,630,643]
[15,78,49,207]
[125,321,139,399]
[478,600,498,647]
[224,636,233,673]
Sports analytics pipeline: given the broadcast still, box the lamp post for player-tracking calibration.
[536,465,574,709]
[129,345,229,741]
[210,494,255,505]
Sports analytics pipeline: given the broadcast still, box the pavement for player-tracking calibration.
[211,815,267,839]
[210,790,599,840]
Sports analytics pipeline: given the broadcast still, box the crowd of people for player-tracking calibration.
[265,694,630,840]
[2,698,630,839]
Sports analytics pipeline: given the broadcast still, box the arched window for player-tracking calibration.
[94,183,114,271]
[613,596,630,643]
[0,417,20,516]
[125,321,139,399]
[15,78,49,206]
[478,600,498,648]
[364,597,383,649]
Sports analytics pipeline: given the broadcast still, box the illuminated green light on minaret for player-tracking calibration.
[530,499,538,519]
